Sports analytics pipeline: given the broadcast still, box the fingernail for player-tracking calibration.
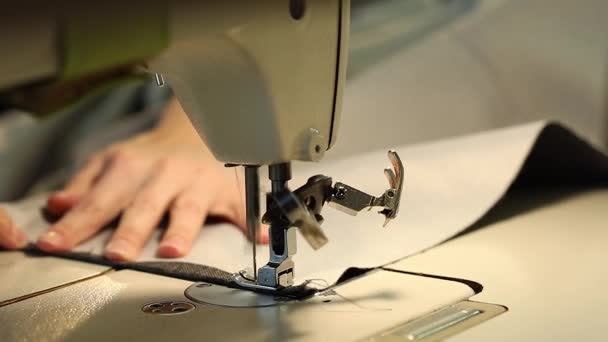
[52,191,67,199]
[48,191,71,204]
[105,239,135,261]
[37,231,65,250]
[158,236,187,258]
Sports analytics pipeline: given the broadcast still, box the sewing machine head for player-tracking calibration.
[151,0,349,166]
[0,0,403,292]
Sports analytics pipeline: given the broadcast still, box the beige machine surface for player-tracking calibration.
[398,188,608,341]
[0,251,109,305]
[1,188,605,341]
[0,268,477,341]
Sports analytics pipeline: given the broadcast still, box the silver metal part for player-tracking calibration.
[244,166,261,281]
[233,224,297,291]
[234,151,404,291]
[268,190,328,250]
[232,273,289,295]
[263,164,296,289]
[369,301,507,341]
[154,73,165,87]
[238,163,297,290]
[141,301,195,315]
[407,308,481,340]
[184,282,282,308]
[328,150,404,227]
[258,227,296,288]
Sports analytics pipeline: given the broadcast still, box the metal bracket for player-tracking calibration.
[263,150,404,249]
[329,150,404,227]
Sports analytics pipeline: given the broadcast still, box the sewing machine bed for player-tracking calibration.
[1,187,606,341]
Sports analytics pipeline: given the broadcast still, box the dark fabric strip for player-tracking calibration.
[21,245,318,299]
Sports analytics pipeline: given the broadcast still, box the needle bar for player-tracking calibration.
[244,166,261,281]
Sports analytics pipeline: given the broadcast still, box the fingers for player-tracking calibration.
[105,162,190,261]
[37,153,141,252]
[64,155,107,195]
[158,180,213,258]
[0,207,28,249]
[38,148,265,260]
[45,193,79,217]
[46,155,107,215]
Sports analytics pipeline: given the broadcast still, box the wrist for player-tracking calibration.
[154,97,204,145]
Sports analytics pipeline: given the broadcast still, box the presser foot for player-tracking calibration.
[233,258,295,292]
[232,272,285,293]
[233,224,296,291]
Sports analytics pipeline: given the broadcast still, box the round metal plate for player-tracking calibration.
[184,282,287,308]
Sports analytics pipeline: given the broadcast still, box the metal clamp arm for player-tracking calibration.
[262,150,404,250]
[328,150,404,227]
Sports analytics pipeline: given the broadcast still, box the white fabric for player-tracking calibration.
[8,121,606,287]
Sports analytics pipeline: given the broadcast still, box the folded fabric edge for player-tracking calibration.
[385,121,608,267]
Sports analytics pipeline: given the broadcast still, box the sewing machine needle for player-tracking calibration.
[244,166,261,281]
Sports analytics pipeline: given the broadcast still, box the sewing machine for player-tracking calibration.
[149,0,407,293]
[2,0,608,341]
[2,0,405,293]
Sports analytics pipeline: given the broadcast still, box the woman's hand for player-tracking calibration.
[37,98,265,261]
[0,207,28,249]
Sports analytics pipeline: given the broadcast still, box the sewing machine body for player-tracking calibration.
[1,0,608,340]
